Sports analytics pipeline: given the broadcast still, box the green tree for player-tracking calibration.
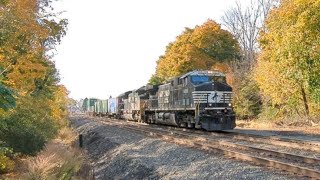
[233,76,262,119]
[148,74,163,85]
[0,96,58,155]
[151,20,240,82]
[0,83,15,111]
[255,0,320,119]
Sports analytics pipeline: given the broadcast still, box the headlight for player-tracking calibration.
[228,103,232,107]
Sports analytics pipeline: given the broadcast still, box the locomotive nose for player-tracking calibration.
[194,82,214,91]
[195,81,232,92]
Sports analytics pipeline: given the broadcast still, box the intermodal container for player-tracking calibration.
[108,98,117,114]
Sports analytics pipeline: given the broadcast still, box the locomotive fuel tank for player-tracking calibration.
[155,112,179,126]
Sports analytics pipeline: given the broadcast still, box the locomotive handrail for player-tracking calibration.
[195,93,207,125]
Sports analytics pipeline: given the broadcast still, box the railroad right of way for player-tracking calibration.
[97,117,320,179]
[70,115,314,179]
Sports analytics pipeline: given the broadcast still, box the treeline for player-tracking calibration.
[0,0,69,173]
[150,0,320,123]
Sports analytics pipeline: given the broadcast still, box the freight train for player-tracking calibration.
[82,70,236,131]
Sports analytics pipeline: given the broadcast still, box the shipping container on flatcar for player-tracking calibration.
[94,99,108,116]
[101,100,108,116]
[83,98,98,116]
[107,98,118,117]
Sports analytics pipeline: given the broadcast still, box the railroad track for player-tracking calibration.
[221,131,320,153]
[145,124,320,153]
[91,117,320,179]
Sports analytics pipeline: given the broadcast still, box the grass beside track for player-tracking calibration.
[1,127,92,180]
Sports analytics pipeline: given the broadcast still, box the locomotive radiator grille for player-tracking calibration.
[192,91,232,104]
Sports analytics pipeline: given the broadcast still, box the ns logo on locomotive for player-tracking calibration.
[83,70,236,131]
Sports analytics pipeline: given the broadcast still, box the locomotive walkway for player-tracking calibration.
[93,117,320,179]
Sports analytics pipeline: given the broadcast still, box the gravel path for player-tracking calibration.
[70,117,304,180]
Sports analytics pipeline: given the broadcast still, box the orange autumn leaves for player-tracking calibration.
[149,1,320,120]
[150,20,240,84]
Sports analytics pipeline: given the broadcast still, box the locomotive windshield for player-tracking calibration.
[191,75,226,85]
[191,76,209,85]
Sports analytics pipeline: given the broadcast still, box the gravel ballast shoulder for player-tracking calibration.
[70,117,303,180]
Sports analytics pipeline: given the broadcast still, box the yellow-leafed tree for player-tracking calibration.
[255,0,320,119]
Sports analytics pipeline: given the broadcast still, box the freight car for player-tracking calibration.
[94,100,108,116]
[107,97,118,117]
[88,70,236,131]
[82,98,98,116]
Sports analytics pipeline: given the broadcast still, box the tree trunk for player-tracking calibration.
[300,84,309,118]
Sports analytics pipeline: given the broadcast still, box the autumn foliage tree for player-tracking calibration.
[0,0,67,95]
[0,0,69,162]
[221,0,278,119]
[150,20,240,83]
[255,0,320,120]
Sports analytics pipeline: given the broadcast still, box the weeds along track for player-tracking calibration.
[91,117,320,179]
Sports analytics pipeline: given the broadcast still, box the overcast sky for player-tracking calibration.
[52,0,251,99]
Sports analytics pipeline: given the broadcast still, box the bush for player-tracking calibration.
[57,127,77,145]
[0,97,59,156]
[233,78,262,119]
[258,104,280,121]
[0,147,15,173]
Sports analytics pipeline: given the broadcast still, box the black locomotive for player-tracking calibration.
[86,70,236,131]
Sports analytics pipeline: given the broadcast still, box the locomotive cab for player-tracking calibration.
[187,71,235,131]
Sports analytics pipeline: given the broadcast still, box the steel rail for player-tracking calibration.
[134,122,320,165]
[221,131,320,152]
[124,119,320,153]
